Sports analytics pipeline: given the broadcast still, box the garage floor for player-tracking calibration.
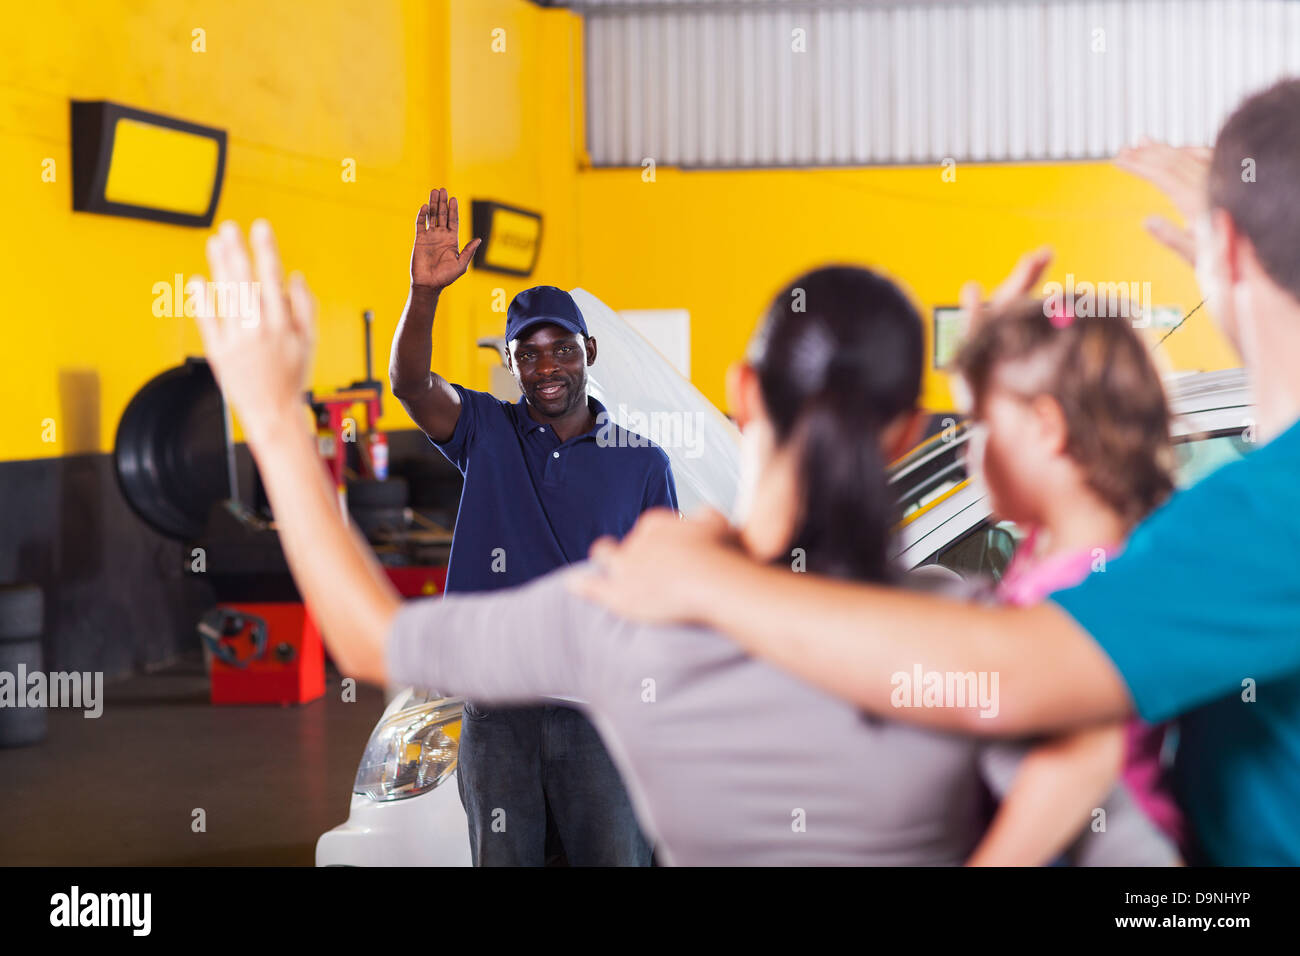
[0,656,386,865]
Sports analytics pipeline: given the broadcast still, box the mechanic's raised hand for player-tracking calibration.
[567,507,742,625]
[959,246,1054,328]
[1115,140,1212,264]
[411,187,481,289]
[189,220,317,449]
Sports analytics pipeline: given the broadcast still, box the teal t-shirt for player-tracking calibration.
[1051,418,1300,866]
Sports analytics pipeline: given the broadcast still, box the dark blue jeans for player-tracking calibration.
[455,702,652,866]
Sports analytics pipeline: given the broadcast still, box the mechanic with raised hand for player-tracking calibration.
[385,187,676,866]
[570,80,1300,866]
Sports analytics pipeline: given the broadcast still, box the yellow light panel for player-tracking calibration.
[483,207,541,273]
[104,118,220,216]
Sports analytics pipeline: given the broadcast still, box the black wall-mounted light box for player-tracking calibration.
[71,100,227,228]
[470,200,543,277]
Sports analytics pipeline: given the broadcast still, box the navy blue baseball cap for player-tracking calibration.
[505,286,589,343]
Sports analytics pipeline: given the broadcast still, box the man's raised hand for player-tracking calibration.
[411,187,481,290]
[1116,140,1212,265]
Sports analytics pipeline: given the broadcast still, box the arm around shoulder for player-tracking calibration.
[687,552,1135,736]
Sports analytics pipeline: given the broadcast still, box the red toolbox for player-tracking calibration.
[204,603,325,706]
[204,566,447,706]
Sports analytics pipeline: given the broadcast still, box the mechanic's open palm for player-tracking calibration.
[411,187,481,289]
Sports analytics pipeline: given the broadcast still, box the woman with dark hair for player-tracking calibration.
[193,224,1163,865]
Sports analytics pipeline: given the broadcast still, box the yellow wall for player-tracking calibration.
[2,0,1239,461]
[0,0,583,461]
[444,0,583,394]
[574,163,1237,412]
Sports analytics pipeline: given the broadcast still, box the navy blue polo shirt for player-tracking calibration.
[432,384,678,594]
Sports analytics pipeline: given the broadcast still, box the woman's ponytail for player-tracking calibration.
[788,390,894,582]
[751,267,924,584]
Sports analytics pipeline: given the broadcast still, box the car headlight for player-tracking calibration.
[353,692,464,801]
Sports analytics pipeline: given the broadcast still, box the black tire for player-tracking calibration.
[349,506,408,539]
[114,357,231,541]
[0,584,43,641]
[346,478,408,510]
[0,639,48,748]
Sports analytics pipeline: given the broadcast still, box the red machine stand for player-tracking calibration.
[204,566,446,706]
[383,565,448,599]
[206,603,326,706]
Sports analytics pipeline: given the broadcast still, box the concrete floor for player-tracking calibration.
[0,655,386,865]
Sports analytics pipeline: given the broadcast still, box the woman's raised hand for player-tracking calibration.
[189,220,318,449]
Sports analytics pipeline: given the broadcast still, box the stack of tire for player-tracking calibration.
[0,584,46,748]
[346,477,409,542]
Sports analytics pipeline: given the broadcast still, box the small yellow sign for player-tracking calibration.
[104,118,221,216]
[72,101,226,226]
[482,207,541,274]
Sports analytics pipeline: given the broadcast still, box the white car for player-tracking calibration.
[892,368,1253,575]
[316,688,471,866]
[316,352,1252,865]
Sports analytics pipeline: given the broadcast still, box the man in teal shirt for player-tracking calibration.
[571,79,1300,865]
[1052,420,1300,864]
[1048,82,1300,864]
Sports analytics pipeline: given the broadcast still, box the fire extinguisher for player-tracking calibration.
[369,430,389,481]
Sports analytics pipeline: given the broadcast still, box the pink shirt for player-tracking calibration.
[997,530,1186,853]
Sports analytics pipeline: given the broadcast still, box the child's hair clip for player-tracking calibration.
[1048,301,1076,329]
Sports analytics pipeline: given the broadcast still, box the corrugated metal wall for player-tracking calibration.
[578,0,1300,166]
